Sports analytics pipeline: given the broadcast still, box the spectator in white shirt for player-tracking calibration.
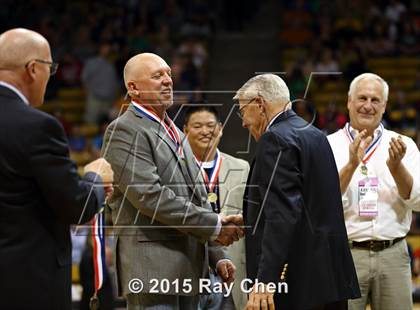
[327,72,420,310]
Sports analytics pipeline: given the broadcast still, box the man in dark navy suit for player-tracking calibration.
[233,74,360,310]
[0,28,114,310]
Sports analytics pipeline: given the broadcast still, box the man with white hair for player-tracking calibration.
[234,74,360,310]
[327,73,420,310]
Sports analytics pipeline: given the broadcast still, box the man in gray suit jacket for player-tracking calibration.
[102,53,243,309]
[183,106,250,310]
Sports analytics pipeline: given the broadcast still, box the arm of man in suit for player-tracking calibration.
[103,121,240,241]
[247,132,304,309]
[29,115,106,224]
[208,241,237,284]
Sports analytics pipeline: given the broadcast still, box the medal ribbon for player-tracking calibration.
[343,123,383,165]
[91,208,105,292]
[132,100,184,158]
[196,149,222,193]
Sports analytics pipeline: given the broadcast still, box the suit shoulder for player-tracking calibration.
[21,106,64,135]
[107,108,151,132]
[106,109,140,133]
[221,152,249,168]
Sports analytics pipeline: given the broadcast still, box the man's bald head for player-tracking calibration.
[123,53,168,88]
[0,28,50,69]
[0,28,52,107]
[123,53,173,113]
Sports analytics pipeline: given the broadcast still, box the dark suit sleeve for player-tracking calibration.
[28,115,101,224]
[255,132,304,283]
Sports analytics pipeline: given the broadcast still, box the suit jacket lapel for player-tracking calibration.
[130,105,198,193]
[218,153,228,210]
[243,158,256,219]
[181,137,208,200]
[129,105,210,204]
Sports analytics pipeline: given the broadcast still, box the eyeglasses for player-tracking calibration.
[26,59,59,76]
[236,98,256,119]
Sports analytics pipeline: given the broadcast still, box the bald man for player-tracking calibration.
[102,53,243,309]
[0,28,113,310]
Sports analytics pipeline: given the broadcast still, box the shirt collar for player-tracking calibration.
[0,81,29,105]
[196,148,220,169]
[266,110,286,131]
[347,123,383,140]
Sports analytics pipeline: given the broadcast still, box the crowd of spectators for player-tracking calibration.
[280,0,419,140]
[1,0,231,165]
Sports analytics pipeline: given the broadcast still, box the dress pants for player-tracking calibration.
[348,239,412,310]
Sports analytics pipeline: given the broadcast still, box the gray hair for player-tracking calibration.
[233,74,290,105]
[348,73,389,102]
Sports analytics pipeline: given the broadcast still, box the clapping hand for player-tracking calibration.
[348,129,373,168]
[386,136,406,171]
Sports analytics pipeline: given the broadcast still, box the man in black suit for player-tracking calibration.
[0,28,114,310]
[233,74,360,310]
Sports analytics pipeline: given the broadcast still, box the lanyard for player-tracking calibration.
[344,123,383,165]
[195,149,222,193]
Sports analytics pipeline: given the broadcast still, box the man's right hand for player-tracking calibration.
[84,158,114,182]
[215,214,244,246]
[348,129,373,168]
[84,158,114,199]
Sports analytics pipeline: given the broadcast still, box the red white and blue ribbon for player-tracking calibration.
[91,211,105,292]
[132,100,184,158]
[196,149,223,192]
[343,123,384,164]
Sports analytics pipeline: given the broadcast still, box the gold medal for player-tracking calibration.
[208,192,218,203]
[361,165,368,176]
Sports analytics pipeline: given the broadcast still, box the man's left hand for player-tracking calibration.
[387,136,406,171]
[216,260,236,284]
[246,283,275,310]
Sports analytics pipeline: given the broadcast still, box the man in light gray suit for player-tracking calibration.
[183,106,250,310]
[102,53,243,310]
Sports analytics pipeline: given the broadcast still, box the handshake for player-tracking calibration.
[215,214,244,246]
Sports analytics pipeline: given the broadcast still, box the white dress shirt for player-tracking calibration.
[266,109,287,131]
[328,123,420,241]
[0,81,29,105]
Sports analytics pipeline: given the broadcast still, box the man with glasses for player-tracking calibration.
[26,59,59,75]
[0,28,114,310]
[234,74,360,310]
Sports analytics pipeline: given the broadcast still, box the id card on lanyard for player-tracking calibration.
[358,177,379,217]
[344,123,383,218]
